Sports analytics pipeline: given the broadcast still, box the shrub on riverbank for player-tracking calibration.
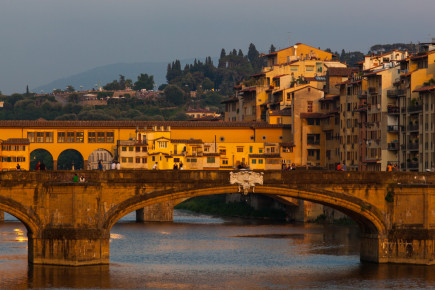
[175,195,287,220]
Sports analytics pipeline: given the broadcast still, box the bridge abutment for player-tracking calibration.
[29,230,109,266]
[0,210,4,222]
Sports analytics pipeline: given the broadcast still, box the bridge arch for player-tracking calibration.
[102,185,387,238]
[0,197,40,237]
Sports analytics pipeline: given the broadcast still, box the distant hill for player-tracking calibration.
[33,62,168,93]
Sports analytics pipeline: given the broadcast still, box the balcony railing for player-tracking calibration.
[407,143,419,150]
[408,105,423,113]
[387,125,399,132]
[368,87,377,94]
[357,90,367,99]
[407,124,419,131]
[387,106,400,115]
[387,89,405,98]
[387,142,399,150]
[407,161,419,169]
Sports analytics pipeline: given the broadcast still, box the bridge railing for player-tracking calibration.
[0,170,433,186]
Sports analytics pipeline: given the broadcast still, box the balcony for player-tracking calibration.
[387,142,399,151]
[368,87,377,95]
[407,161,419,169]
[387,105,400,115]
[407,143,419,151]
[387,125,399,132]
[387,89,405,98]
[408,105,423,113]
[407,124,419,131]
[357,90,367,99]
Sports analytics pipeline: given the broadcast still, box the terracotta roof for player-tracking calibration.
[272,74,287,79]
[327,67,355,77]
[280,142,295,147]
[413,85,435,92]
[203,153,220,157]
[249,154,281,158]
[269,109,292,116]
[186,109,214,113]
[319,94,339,101]
[188,116,222,121]
[1,138,30,145]
[171,139,203,144]
[300,112,330,119]
[240,87,256,92]
[304,77,316,82]
[251,72,265,77]
[221,97,238,104]
[0,120,289,129]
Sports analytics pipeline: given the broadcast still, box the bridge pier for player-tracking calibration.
[0,210,4,222]
[29,230,110,266]
[136,201,174,222]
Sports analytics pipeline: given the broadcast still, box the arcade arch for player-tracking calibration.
[87,149,113,170]
[57,149,84,170]
[30,149,53,170]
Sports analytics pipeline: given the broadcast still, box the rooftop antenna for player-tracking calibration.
[288,32,291,47]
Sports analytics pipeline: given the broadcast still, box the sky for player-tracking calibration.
[0,0,434,94]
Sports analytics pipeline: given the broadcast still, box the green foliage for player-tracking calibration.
[66,85,75,92]
[369,43,418,54]
[68,93,79,103]
[164,84,185,105]
[133,73,155,91]
[175,195,287,220]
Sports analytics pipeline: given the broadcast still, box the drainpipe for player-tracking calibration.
[215,135,217,153]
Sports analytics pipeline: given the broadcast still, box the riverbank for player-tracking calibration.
[174,195,287,221]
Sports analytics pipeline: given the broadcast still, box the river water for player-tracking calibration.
[1,210,435,289]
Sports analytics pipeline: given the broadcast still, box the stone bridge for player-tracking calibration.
[0,170,434,266]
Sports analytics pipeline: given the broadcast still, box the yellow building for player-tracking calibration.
[0,138,30,171]
[0,121,291,171]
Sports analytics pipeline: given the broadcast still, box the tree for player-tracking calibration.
[66,85,75,92]
[133,73,155,91]
[247,43,261,72]
[119,75,126,90]
[269,44,276,53]
[202,77,214,90]
[68,93,79,103]
[164,85,185,105]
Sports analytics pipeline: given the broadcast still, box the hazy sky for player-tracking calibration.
[1,0,434,94]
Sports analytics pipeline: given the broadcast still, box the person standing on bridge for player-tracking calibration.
[16,164,21,171]
[98,160,103,170]
[111,160,116,170]
[35,161,40,171]
[73,173,78,183]
[153,162,158,170]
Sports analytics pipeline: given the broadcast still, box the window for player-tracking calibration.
[306,66,314,71]
[88,132,96,143]
[307,134,320,145]
[258,159,264,164]
[249,146,253,153]
[121,157,127,163]
[174,158,180,162]
[307,101,313,112]
[237,147,243,152]
[136,157,141,163]
[136,147,141,152]
[259,148,263,153]
[158,141,168,148]
[219,148,226,155]
[88,131,115,143]
[128,147,133,151]
[58,132,66,143]
[128,157,133,163]
[142,157,147,163]
[222,159,228,165]
[142,147,147,152]
[251,159,257,164]
[290,66,298,71]
[122,147,127,151]
[204,146,210,152]
[207,157,215,163]
[27,132,35,143]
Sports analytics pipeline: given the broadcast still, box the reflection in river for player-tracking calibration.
[1,210,435,289]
